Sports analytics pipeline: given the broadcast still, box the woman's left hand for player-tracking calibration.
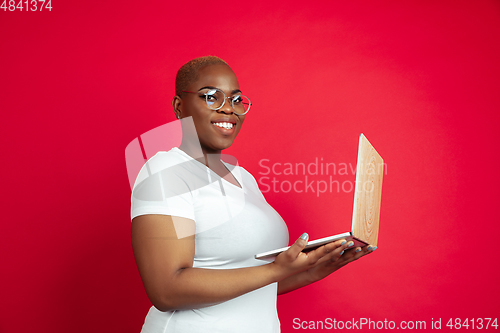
[277,241,377,294]
[306,243,377,282]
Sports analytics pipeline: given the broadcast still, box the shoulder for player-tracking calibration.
[132,148,191,191]
[145,148,189,172]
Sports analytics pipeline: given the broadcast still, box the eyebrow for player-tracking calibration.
[198,86,242,95]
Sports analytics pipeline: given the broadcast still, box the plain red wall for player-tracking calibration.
[1,1,499,332]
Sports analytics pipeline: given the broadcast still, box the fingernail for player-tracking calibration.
[341,241,347,245]
[356,248,361,253]
[300,233,309,240]
[340,250,345,256]
[367,246,373,250]
[348,242,354,247]
[372,246,377,251]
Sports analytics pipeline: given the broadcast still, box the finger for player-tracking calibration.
[329,240,356,262]
[308,239,351,264]
[323,239,348,253]
[284,233,309,260]
[342,244,375,262]
[311,240,345,265]
[357,244,377,257]
[336,241,359,258]
[339,240,355,255]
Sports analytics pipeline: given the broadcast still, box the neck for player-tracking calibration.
[179,140,222,168]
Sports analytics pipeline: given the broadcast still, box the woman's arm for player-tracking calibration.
[277,241,376,295]
[131,214,341,312]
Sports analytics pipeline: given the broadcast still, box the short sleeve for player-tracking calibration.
[131,171,195,220]
[130,151,199,221]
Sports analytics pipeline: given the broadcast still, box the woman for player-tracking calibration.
[131,56,375,332]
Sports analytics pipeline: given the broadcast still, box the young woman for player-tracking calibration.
[130,56,375,332]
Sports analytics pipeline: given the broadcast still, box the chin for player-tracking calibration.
[212,138,236,152]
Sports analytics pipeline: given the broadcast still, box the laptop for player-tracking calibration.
[255,133,384,260]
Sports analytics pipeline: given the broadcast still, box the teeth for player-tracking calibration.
[213,122,234,129]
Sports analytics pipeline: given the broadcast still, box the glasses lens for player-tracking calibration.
[204,89,225,110]
[231,95,251,115]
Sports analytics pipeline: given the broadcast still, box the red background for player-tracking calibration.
[1,1,499,332]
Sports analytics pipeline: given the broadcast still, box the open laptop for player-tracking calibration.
[255,133,384,260]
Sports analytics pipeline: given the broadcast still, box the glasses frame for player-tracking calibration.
[181,88,252,116]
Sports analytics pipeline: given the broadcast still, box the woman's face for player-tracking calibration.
[176,64,246,154]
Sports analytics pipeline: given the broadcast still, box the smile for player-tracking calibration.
[212,122,235,130]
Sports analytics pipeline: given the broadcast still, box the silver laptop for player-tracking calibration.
[255,134,384,260]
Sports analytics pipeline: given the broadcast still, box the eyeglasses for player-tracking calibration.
[182,88,252,115]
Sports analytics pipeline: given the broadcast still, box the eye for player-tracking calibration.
[205,89,219,101]
[232,95,243,104]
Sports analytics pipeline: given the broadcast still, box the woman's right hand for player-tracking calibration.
[271,233,350,281]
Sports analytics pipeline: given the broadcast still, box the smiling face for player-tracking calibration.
[173,64,246,155]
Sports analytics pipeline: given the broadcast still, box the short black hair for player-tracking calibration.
[175,56,229,96]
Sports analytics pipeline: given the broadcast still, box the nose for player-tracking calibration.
[217,96,235,114]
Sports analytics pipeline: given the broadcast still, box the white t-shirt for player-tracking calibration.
[131,148,289,333]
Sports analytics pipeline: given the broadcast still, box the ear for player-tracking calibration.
[172,95,182,119]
